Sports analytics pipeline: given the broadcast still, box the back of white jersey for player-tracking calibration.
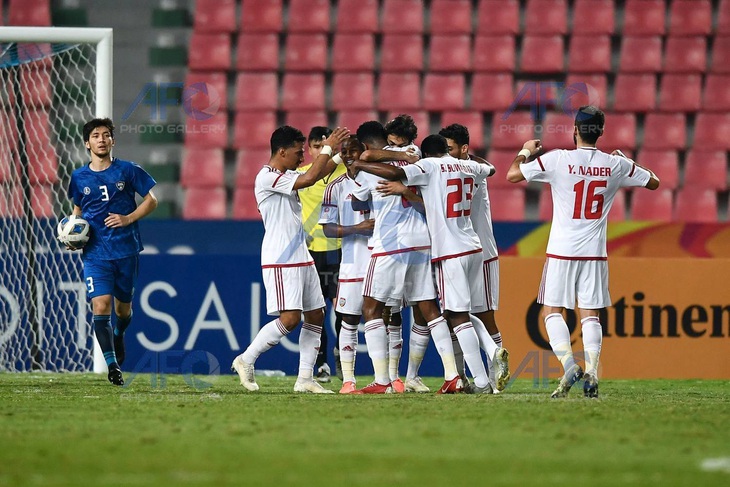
[469,168,499,260]
[319,174,371,279]
[255,165,312,267]
[520,147,651,258]
[352,161,431,256]
[402,155,490,260]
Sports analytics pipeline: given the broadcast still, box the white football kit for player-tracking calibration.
[520,147,652,308]
[402,155,492,312]
[255,165,325,315]
[469,162,500,312]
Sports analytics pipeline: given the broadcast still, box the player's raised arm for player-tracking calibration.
[293,127,350,189]
[360,148,420,164]
[350,159,406,181]
[469,153,496,177]
[507,139,542,183]
[612,149,660,190]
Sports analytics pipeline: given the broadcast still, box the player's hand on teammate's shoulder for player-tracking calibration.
[404,148,420,164]
[104,212,131,228]
[376,180,408,196]
[324,127,350,150]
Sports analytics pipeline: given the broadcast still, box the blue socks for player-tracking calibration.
[93,314,117,367]
[114,312,132,337]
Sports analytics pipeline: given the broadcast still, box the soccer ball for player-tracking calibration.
[57,215,91,250]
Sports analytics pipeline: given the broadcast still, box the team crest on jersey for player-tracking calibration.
[116,181,125,191]
[83,187,91,195]
[339,297,346,307]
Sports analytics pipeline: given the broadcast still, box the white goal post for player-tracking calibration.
[0,27,112,373]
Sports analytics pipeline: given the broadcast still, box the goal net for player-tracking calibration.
[0,27,112,372]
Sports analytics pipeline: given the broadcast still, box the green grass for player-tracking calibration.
[1,374,729,486]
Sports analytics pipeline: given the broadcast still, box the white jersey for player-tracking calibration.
[318,173,371,280]
[255,165,313,267]
[520,147,651,258]
[469,168,499,261]
[402,155,491,261]
[352,160,431,256]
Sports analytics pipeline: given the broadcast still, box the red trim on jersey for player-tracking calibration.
[436,262,445,310]
[261,261,315,269]
[364,256,377,296]
[546,254,608,261]
[537,157,545,171]
[538,260,548,304]
[414,163,426,173]
[628,163,636,177]
[275,268,284,310]
[371,245,431,257]
[483,256,499,264]
[338,278,365,283]
[431,248,483,263]
[483,260,494,311]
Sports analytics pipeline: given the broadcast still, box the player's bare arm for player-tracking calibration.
[293,127,350,189]
[350,160,406,181]
[321,219,375,238]
[507,139,542,183]
[104,190,158,228]
[611,149,661,190]
[376,180,426,215]
[469,154,496,177]
[360,148,419,164]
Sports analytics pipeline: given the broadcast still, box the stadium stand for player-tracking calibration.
[429,0,473,34]
[236,33,279,71]
[193,0,236,33]
[8,0,51,26]
[235,73,278,111]
[332,34,375,71]
[612,74,657,112]
[380,34,423,72]
[623,0,666,35]
[335,0,379,33]
[635,150,680,190]
[674,187,719,222]
[572,0,615,34]
[631,189,674,222]
[428,35,471,72]
[183,187,227,220]
[381,0,424,34]
[525,0,568,35]
[473,35,515,72]
[476,0,520,34]
[287,0,331,33]
[180,148,225,189]
[331,73,375,111]
[240,0,282,32]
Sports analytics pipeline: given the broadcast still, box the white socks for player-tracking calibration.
[545,313,577,374]
[387,325,402,382]
[364,319,389,385]
[427,316,458,380]
[454,321,489,388]
[451,332,464,378]
[406,323,430,380]
[470,314,499,360]
[581,316,602,377]
[241,318,290,364]
[339,322,358,383]
[298,322,322,380]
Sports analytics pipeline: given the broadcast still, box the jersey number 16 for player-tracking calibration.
[572,180,607,219]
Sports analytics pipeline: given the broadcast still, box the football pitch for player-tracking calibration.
[1,374,728,487]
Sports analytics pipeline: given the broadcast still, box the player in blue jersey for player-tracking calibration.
[66,118,158,385]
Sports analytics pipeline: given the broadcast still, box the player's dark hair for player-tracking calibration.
[385,114,418,143]
[341,135,365,151]
[307,126,332,143]
[421,134,449,157]
[83,118,114,142]
[356,121,388,147]
[270,125,306,154]
[439,123,469,147]
[574,105,605,144]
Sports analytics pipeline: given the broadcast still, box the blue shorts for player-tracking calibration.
[83,255,139,302]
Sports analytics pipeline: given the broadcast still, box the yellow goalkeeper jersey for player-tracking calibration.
[298,162,347,252]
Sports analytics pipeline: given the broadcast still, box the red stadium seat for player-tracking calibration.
[489,188,526,221]
[564,74,608,110]
[18,67,52,108]
[185,71,228,112]
[0,186,22,217]
[572,0,615,34]
[658,74,702,112]
[623,0,665,35]
[619,36,662,73]
[471,73,514,111]
[612,74,657,112]
[236,149,271,187]
[0,151,18,184]
[703,75,730,111]
[287,0,331,33]
[193,0,236,32]
[520,36,564,74]
[473,35,515,72]
[232,111,277,150]
[24,109,57,184]
[285,111,328,131]
[641,113,686,150]
[240,0,282,32]
[669,0,712,36]
[440,111,484,150]
[429,0,473,34]
[236,33,279,71]
[281,73,325,111]
[184,112,228,148]
[635,150,679,190]
[335,0,379,33]
[484,150,519,189]
[381,0,424,34]
[234,73,278,111]
[719,0,730,34]
[490,111,534,149]
[377,73,421,112]
[380,35,423,72]
[232,187,262,220]
[8,0,50,26]
[337,110,379,132]
[180,148,225,189]
[630,188,673,222]
[428,35,471,72]
[188,33,231,71]
[599,113,637,151]
[476,0,519,34]
[284,34,327,71]
[31,184,54,218]
[331,34,375,72]
[541,112,575,150]
[525,0,567,35]
[423,74,465,111]
[710,37,730,73]
[568,35,611,73]
[183,187,227,220]
[385,111,428,146]
[331,73,375,111]
[674,188,718,222]
[663,37,707,73]
[692,114,730,151]
[513,80,560,111]
[683,151,728,191]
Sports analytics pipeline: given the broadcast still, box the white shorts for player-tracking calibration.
[433,251,485,313]
[335,278,365,316]
[363,248,436,305]
[538,257,611,309]
[472,258,500,313]
[263,263,326,316]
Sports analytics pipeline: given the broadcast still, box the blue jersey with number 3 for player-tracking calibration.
[68,158,156,261]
